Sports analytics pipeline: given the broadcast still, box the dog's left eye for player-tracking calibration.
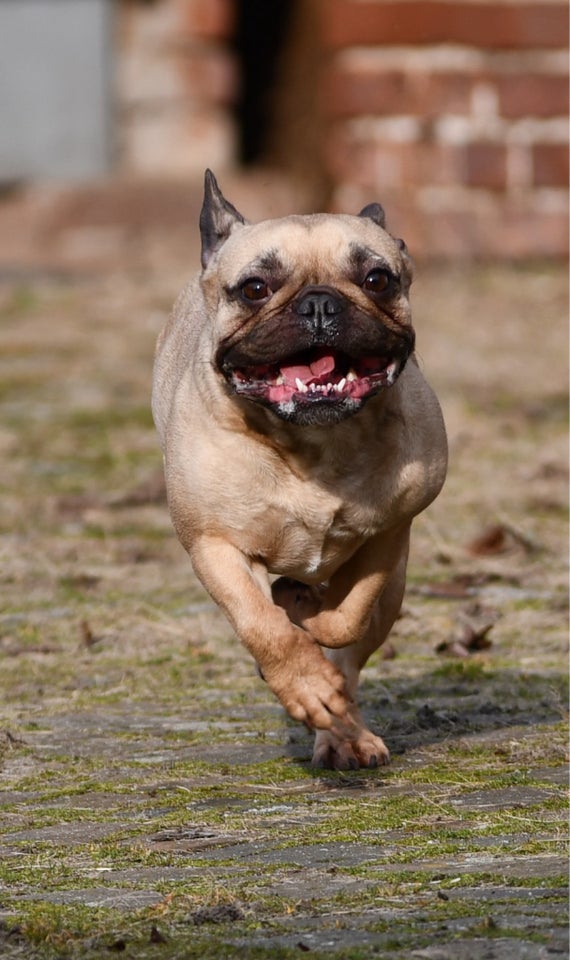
[363,269,391,294]
[241,278,271,302]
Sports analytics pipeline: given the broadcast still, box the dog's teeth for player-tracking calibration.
[386,362,398,385]
[337,377,346,391]
[295,377,307,393]
[275,373,284,386]
[346,369,358,382]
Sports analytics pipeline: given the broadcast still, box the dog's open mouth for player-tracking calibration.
[224,347,403,406]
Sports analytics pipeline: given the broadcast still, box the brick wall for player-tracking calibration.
[118,0,236,176]
[319,0,569,258]
[117,0,568,259]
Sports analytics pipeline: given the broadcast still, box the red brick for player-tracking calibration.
[464,143,508,190]
[322,65,473,118]
[177,0,234,40]
[497,74,570,118]
[485,199,569,258]
[532,143,569,186]
[387,142,462,187]
[331,185,569,259]
[326,133,465,189]
[320,1,569,50]
[179,49,237,105]
[326,127,379,184]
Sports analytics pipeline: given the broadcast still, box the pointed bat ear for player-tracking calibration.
[358,202,386,229]
[199,169,246,269]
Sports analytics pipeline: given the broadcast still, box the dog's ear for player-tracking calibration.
[358,202,386,229]
[200,170,246,269]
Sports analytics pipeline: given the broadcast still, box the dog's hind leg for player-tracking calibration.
[271,577,326,623]
[311,551,408,769]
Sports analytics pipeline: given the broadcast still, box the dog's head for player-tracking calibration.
[200,170,415,427]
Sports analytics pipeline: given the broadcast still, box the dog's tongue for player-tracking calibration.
[281,354,336,386]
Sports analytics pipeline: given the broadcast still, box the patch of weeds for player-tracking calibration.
[65,407,155,433]
[14,902,134,958]
[431,659,494,682]
[1,283,42,317]
[0,861,98,897]
[162,756,309,787]
[403,759,564,792]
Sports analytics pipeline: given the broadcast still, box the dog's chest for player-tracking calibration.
[256,481,376,582]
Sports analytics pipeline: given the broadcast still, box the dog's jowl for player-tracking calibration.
[152,171,447,770]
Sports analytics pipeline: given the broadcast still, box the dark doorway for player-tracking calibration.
[232,0,296,165]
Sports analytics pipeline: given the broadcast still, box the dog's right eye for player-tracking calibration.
[241,278,270,302]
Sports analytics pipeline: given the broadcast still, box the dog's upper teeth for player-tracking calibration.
[275,373,284,386]
[295,377,307,393]
[346,369,358,382]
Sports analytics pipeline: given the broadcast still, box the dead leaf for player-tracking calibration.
[467,524,509,556]
[149,925,167,944]
[80,620,100,648]
[436,602,499,657]
[467,522,542,556]
[457,602,500,649]
[436,639,470,658]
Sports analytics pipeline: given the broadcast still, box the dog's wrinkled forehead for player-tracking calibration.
[215,215,409,288]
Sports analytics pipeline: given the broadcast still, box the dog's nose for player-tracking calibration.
[294,286,344,335]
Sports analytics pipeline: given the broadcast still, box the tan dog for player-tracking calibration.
[152,171,447,769]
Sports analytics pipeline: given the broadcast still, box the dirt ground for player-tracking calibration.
[0,175,568,959]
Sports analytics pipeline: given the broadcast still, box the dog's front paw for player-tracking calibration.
[312,715,390,770]
[260,633,349,731]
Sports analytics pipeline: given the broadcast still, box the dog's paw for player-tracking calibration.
[260,633,349,731]
[312,723,390,770]
[271,577,324,623]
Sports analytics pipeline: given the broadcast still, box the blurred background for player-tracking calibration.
[0,0,568,267]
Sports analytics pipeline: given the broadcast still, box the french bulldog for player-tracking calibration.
[152,170,447,769]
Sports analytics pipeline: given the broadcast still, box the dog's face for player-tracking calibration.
[200,172,416,426]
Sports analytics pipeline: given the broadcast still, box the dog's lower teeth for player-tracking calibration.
[337,377,346,391]
[386,362,397,385]
[346,369,357,382]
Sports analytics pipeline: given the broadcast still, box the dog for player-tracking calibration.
[152,171,447,769]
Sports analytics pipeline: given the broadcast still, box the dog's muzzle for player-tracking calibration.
[217,286,414,425]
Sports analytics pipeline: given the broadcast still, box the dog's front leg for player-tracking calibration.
[189,535,350,730]
[273,525,410,769]
[302,523,411,650]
